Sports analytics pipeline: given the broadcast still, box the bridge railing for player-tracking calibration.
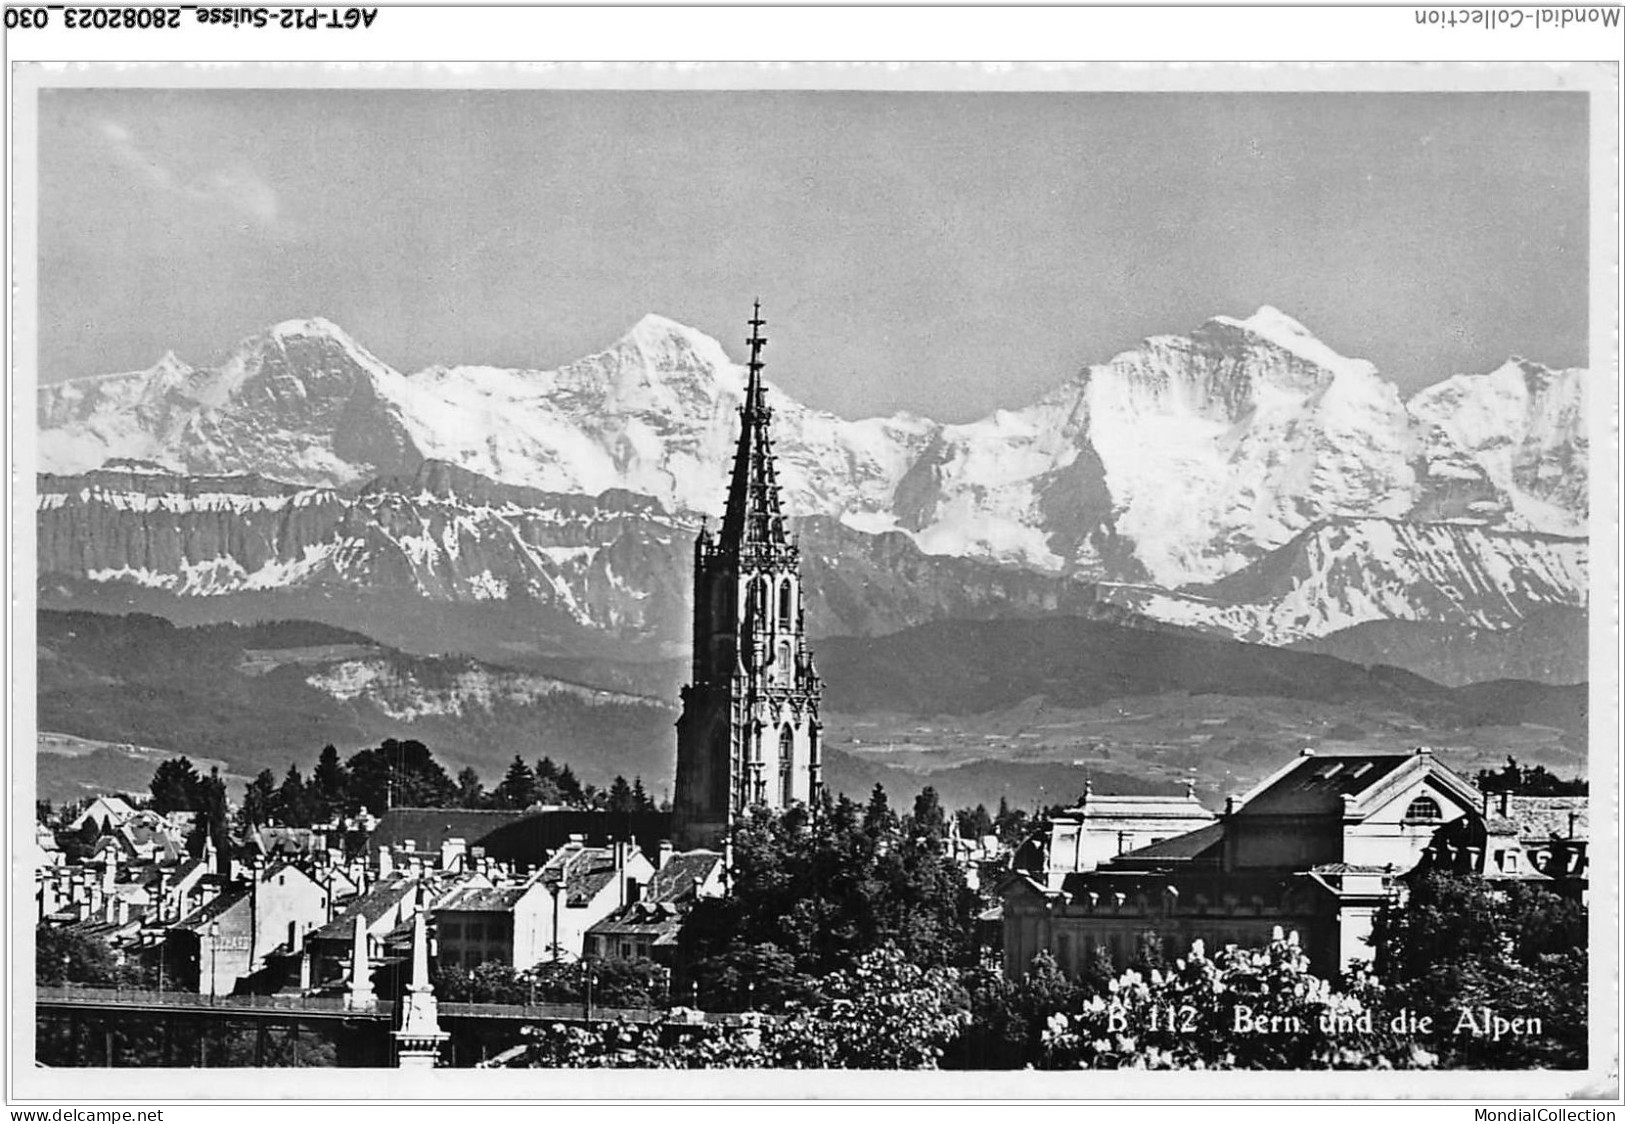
[38,988,764,1026]
[35,987,392,1016]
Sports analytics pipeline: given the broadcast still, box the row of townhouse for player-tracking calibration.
[38,794,727,1001]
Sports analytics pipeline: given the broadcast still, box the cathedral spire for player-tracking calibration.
[720,300,788,551]
[673,303,823,850]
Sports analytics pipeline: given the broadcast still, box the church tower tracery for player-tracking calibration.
[672,303,823,849]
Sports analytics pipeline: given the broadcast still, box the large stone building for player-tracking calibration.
[1000,747,1542,980]
[1013,782,1217,890]
[673,304,824,849]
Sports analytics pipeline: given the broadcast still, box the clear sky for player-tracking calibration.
[37,88,1589,422]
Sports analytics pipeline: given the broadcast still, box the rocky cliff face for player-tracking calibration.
[1100,517,1587,647]
[37,460,1124,659]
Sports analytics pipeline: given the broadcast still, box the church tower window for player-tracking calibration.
[779,726,795,805]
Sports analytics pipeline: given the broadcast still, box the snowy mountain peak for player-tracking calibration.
[266,316,357,345]
[615,313,739,380]
[218,317,400,394]
[1207,305,1375,379]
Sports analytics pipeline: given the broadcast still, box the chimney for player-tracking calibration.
[378,846,394,878]
[658,841,674,871]
[1498,791,1509,817]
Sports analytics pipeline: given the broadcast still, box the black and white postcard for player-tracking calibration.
[5,7,1620,1108]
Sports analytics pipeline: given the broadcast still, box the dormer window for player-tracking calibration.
[1404,796,1442,822]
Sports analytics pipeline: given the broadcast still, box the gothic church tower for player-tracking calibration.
[672,304,823,849]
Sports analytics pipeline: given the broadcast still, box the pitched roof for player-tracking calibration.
[433,882,536,913]
[647,850,723,903]
[1232,750,1480,819]
[310,876,420,942]
[1502,796,1588,841]
[1055,794,1216,824]
[586,900,685,943]
[173,886,249,930]
[1111,822,1225,865]
[540,846,626,907]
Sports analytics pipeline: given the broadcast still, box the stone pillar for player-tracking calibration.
[343,913,375,1011]
[393,910,447,1068]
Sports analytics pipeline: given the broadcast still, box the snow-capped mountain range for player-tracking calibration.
[36,309,1589,681]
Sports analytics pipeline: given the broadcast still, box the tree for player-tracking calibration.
[455,766,487,809]
[36,924,127,987]
[187,767,231,864]
[910,786,946,842]
[533,757,563,806]
[679,787,979,1002]
[311,743,349,822]
[522,946,966,1070]
[278,764,313,827]
[149,757,202,814]
[769,945,968,1068]
[862,784,897,837]
[241,769,278,828]
[955,803,994,841]
[556,765,584,807]
[493,756,537,810]
[1475,757,1586,796]
[343,739,457,813]
[1038,933,1425,1070]
[1370,871,1586,1068]
[56,819,102,864]
[947,953,1085,1070]
[606,775,636,815]
[632,776,655,813]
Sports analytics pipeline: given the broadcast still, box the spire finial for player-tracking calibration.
[745,300,767,407]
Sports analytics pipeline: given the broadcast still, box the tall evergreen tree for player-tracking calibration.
[607,775,636,815]
[149,757,202,814]
[493,756,537,809]
[911,786,946,841]
[556,764,584,807]
[311,743,349,822]
[863,784,897,837]
[187,767,231,867]
[242,769,278,827]
[278,764,312,827]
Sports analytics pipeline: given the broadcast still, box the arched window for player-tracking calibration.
[777,641,792,684]
[1404,796,1442,822]
[779,726,795,805]
[753,575,771,625]
[779,577,794,625]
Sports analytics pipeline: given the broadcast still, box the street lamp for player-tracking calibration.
[207,921,220,1006]
[548,881,561,962]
